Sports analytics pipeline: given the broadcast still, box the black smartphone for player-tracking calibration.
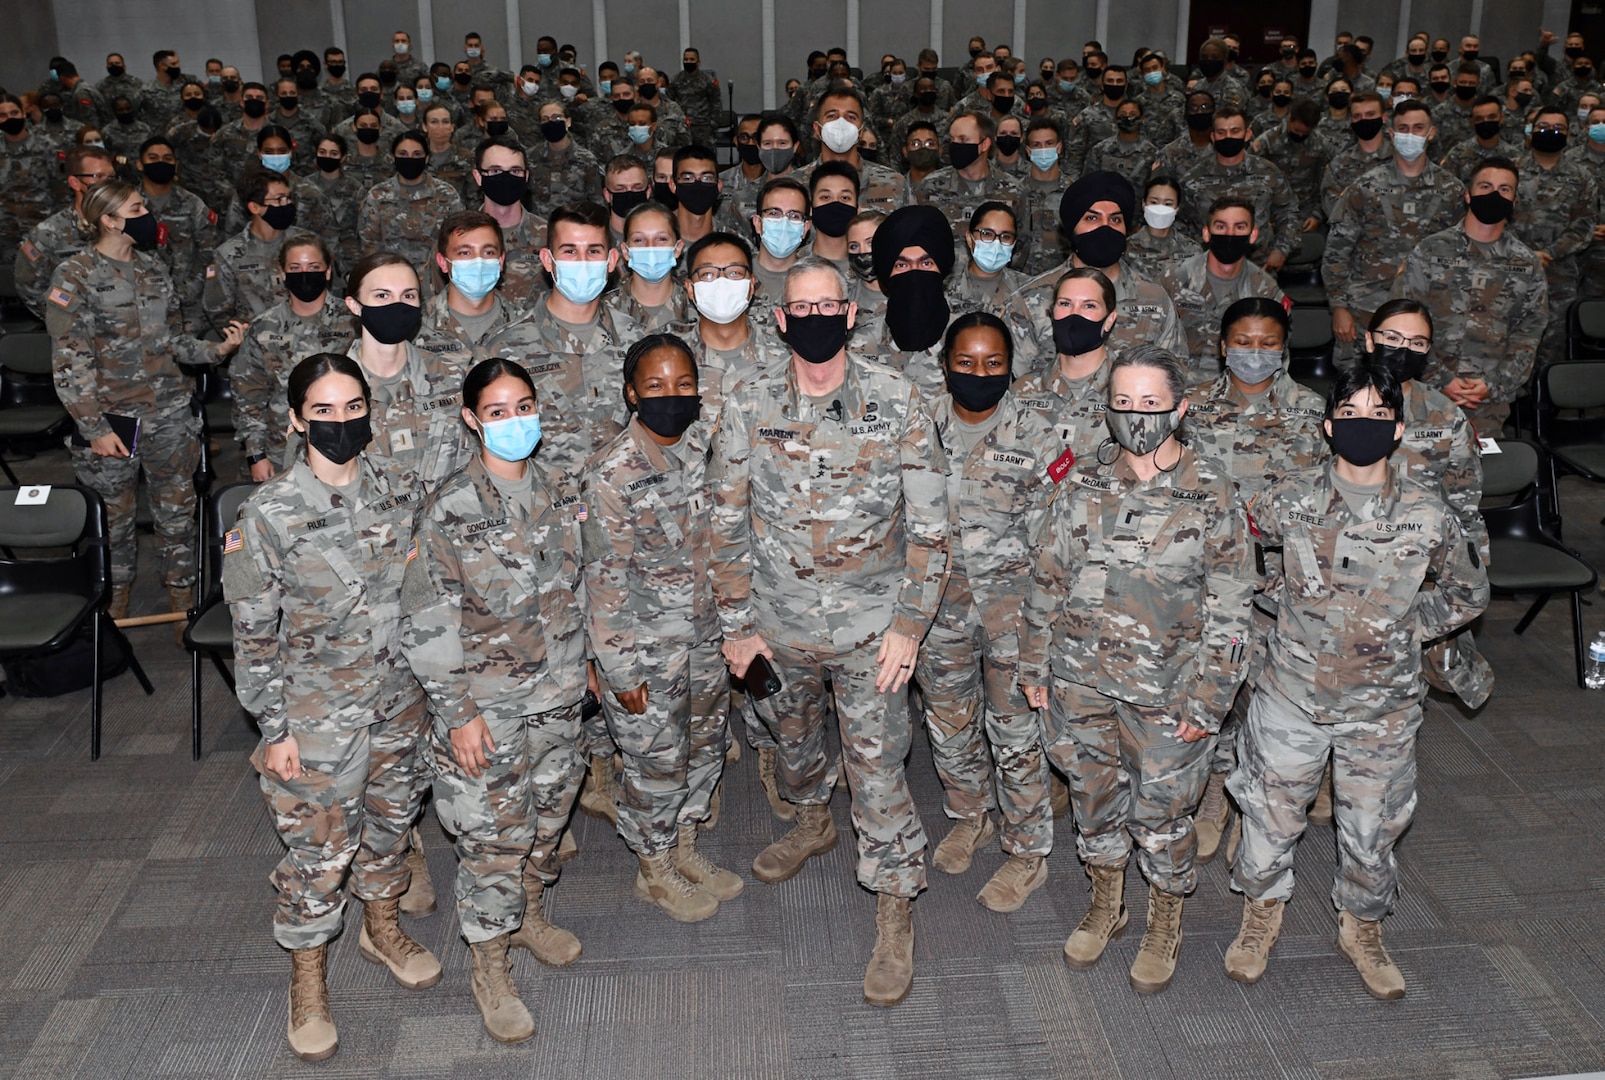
[745,654,783,701]
[581,690,602,720]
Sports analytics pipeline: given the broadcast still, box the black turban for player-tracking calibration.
[871,204,957,285]
[1059,170,1137,232]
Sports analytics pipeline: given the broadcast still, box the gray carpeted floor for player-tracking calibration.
[4,439,1605,1080]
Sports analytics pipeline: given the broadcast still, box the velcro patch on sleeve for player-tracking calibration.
[1047,447,1076,483]
[48,287,74,308]
[223,528,244,553]
[20,240,39,262]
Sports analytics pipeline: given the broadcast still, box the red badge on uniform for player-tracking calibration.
[206,208,217,225]
[1247,510,1261,538]
[1281,295,1293,314]
[1047,447,1076,483]
[155,222,169,247]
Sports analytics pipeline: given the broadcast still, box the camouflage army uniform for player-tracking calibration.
[889,108,954,170]
[1431,101,1477,153]
[401,453,587,941]
[1510,150,1599,368]
[1155,254,1288,382]
[793,158,912,215]
[204,225,293,325]
[1085,135,1161,195]
[357,174,463,291]
[232,293,355,468]
[605,277,694,335]
[1138,91,1185,149]
[1006,259,1189,371]
[1395,379,1484,543]
[1019,446,1255,894]
[1152,134,1215,184]
[667,69,722,146]
[168,119,231,212]
[1123,226,1202,282]
[225,456,427,949]
[1011,356,1116,464]
[1067,101,1120,177]
[344,337,476,494]
[1323,160,1467,354]
[0,133,60,250]
[14,207,89,319]
[944,263,1027,322]
[1019,173,1073,276]
[1194,73,1248,111]
[309,170,367,272]
[219,174,332,243]
[1440,136,1526,185]
[582,417,728,855]
[211,120,278,183]
[139,75,194,133]
[103,116,154,171]
[684,321,792,434]
[143,184,220,333]
[868,84,912,148]
[1178,154,1299,263]
[1565,141,1605,297]
[850,315,948,405]
[421,289,523,360]
[492,209,548,305]
[46,249,227,588]
[96,72,146,116]
[709,356,950,897]
[916,392,1068,856]
[525,139,604,218]
[1229,463,1488,920]
[913,166,1026,261]
[271,108,328,173]
[1390,224,1549,435]
[1318,141,1396,222]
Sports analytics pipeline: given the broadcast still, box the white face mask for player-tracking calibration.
[1392,131,1428,161]
[819,117,860,154]
[692,277,753,324]
[1143,203,1179,229]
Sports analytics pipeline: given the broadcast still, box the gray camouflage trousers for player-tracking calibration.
[601,637,730,855]
[752,639,930,897]
[1228,685,1423,921]
[1045,679,1214,896]
[69,409,200,588]
[254,697,430,950]
[429,701,583,944]
[915,572,1052,856]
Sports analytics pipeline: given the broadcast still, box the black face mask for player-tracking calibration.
[454,71,473,86]
[1257,84,1274,99]
[183,97,204,114]
[1327,92,1351,109]
[355,127,380,144]
[970,46,984,58]
[358,90,382,109]
[485,119,510,138]
[109,112,135,127]
[916,90,937,108]
[848,251,876,282]
[1207,231,1252,264]
[651,180,679,211]
[1197,58,1225,79]
[1299,65,1319,78]
[812,200,855,238]
[1052,312,1110,356]
[1287,128,1309,144]
[1371,342,1429,382]
[1431,49,1449,63]
[1071,224,1126,268]
[540,118,569,144]
[395,156,428,181]
[635,393,702,438]
[1115,115,1141,133]
[261,202,297,231]
[283,270,328,303]
[141,160,176,185]
[784,311,850,363]
[295,71,318,90]
[1462,50,1479,63]
[949,141,982,170]
[1474,119,1503,140]
[1578,67,1595,81]
[44,107,63,123]
[1185,111,1214,132]
[884,269,949,352]
[1430,81,1452,95]
[995,133,1022,156]
[1454,84,1477,101]
[737,142,761,166]
[242,99,267,118]
[1566,46,1585,60]
[1102,85,1125,103]
[305,415,371,464]
[1532,130,1568,153]
[1214,135,1246,158]
[479,171,528,206]
[1028,97,1047,112]
[327,63,346,78]
[358,301,421,344]
[609,188,648,217]
[107,64,125,77]
[993,94,1016,114]
[1515,92,1534,109]
[221,78,241,93]
[638,83,658,100]
[947,369,1011,412]
[279,96,299,112]
[165,65,181,81]
[315,155,341,173]
[1272,93,1293,108]
[1350,117,1384,140]
[613,99,633,115]
[683,61,699,74]
[906,147,940,171]
[675,180,718,216]
[1408,53,1426,66]
[121,213,161,250]
[1468,191,1514,224]
[379,71,398,87]
[1281,46,1297,58]
[1328,416,1397,466]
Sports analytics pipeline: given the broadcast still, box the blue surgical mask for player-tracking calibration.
[435,76,452,91]
[397,99,416,115]
[207,74,221,86]
[627,245,678,281]
[449,257,502,301]
[538,53,554,68]
[261,153,292,173]
[50,68,59,81]
[971,238,1014,273]
[1591,122,1605,143]
[1144,70,1164,86]
[1058,78,1077,92]
[1028,146,1060,170]
[1391,131,1428,161]
[600,79,612,95]
[1014,73,1028,86]
[551,258,609,304]
[1525,122,1534,136]
[1378,87,1393,101]
[1581,107,1592,123]
[758,216,805,258]
[624,62,636,76]
[478,414,541,461]
[628,124,652,145]
[416,87,433,103]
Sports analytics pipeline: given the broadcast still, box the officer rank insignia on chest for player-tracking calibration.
[223,528,244,553]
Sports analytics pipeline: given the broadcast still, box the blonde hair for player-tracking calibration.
[78,179,140,240]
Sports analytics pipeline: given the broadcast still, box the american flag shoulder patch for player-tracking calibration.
[223,528,244,553]
[406,538,419,563]
[48,287,74,308]
[20,239,39,262]
[575,502,587,522]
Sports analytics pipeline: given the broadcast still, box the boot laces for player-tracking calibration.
[1352,917,1392,967]
[1239,901,1278,950]
[875,898,910,945]
[290,951,330,1025]
[1144,893,1183,952]
[475,941,517,999]
[1199,775,1227,821]
[654,853,701,897]
[992,855,1042,889]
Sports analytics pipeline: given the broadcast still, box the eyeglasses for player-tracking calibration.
[479,166,527,178]
[1373,328,1431,353]
[782,299,848,317]
[760,208,807,223]
[690,263,752,283]
[972,227,1016,244]
[676,171,717,184]
[262,196,293,207]
[906,138,938,150]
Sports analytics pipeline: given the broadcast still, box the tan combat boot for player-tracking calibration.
[1063,864,1128,968]
[1224,897,1285,984]
[167,586,194,645]
[675,821,744,900]
[555,827,580,864]
[726,737,742,762]
[108,584,131,621]
[751,802,838,883]
[468,935,536,1043]
[1309,760,1335,825]
[1129,885,1185,994]
[635,850,719,922]
[400,826,437,917]
[1337,910,1406,999]
[1194,772,1231,864]
[509,874,582,967]
[932,815,995,875]
[756,747,795,821]
[1050,773,1071,819]
[286,944,338,1062]
[358,896,443,989]
[578,754,620,823]
[977,854,1048,913]
[863,893,914,1007]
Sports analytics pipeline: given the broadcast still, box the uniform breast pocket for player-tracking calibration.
[749,437,811,522]
[630,493,685,563]
[461,542,530,622]
[851,430,903,518]
[1357,538,1430,622]
[1149,508,1206,584]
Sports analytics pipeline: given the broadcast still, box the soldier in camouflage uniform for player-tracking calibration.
[1067,71,1128,176]
[710,258,949,1008]
[1020,345,1254,995]
[1010,268,1126,466]
[307,135,365,272]
[1123,174,1202,281]
[14,145,116,318]
[1439,97,1526,184]
[1324,100,1467,361]
[668,49,722,148]
[0,95,62,251]
[97,54,145,118]
[1179,107,1298,270]
[1225,362,1488,999]
[138,51,194,134]
[1316,93,1395,222]
[233,234,354,477]
[945,202,1029,319]
[1510,111,1599,368]
[47,180,245,619]
[524,101,604,218]
[401,357,590,1042]
[225,353,439,1062]
[583,334,742,924]
[792,85,910,215]
[1084,100,1160,197]
[357,132,464,297]
[134,135,219,333]
[1017,117,1073,277]
[850,205,958,404]
[204,168,304,326]
[1390,157,1549,436]
[1567,103,1605,297]
[917,314,1068,912]
[912,112,1026,267]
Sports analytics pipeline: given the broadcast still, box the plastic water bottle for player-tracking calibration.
[1587,633,1605,690]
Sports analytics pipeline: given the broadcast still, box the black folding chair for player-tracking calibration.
[0,333,71,483]
[184,482,253,760]
[1288,305,1337,399]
